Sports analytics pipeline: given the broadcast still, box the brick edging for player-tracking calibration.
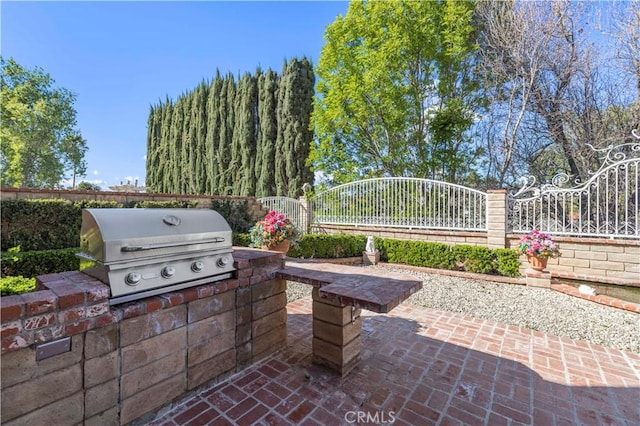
[551,271,640,287]
[375,262,640,314]
[550,283,640,314]
[374,262,525,285]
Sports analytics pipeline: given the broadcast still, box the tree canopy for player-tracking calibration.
[1,57,87,188]
[310,0,479,186]
[475,0,640,187]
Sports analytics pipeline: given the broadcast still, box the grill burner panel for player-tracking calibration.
[79,208,235,304]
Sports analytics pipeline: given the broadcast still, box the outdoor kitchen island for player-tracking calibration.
[1,248,289,426]
[1,245,423,426]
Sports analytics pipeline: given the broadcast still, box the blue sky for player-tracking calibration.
[1,1,349,189]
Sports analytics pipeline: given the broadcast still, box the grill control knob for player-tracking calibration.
[191,261,204,272]
[217,256,229,268]
[161,266,176,278]
[125,272,141,286]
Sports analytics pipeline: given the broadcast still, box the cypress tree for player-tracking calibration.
[233,72,258,196]
[288,57,315,197]
[275,60,289,196]
[180,93,194,194]
[145,60,314,196]
[256,69,279,197]
[276,58,315,197]
[205,72,223,194]
[168,96,185,194]
[145,104,155,192]
[217,74,235,194]
[230,75,245,195]
[160,99,173,193]
[193,81,208,194]
[145,104,162,193]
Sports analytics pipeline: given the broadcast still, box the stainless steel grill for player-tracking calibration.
[78,208,235,304]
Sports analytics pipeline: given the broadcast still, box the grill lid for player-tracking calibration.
[80,208,232,264]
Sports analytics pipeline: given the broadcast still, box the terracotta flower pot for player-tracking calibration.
[262,240,290,255]
[527,254,548,272]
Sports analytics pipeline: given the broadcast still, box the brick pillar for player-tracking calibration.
[486,189,508,249]
[311,288,362,376]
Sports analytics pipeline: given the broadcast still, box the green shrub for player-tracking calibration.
[377,238,521,277]
[212,200,259,233]
[0,276,36,296]
[233,233,251,247]
[126,200,198,208]
[1,199,81,251]
[1,247,80,278]
[73,200,123,209]
[288,234,367,259]
[377,238,457,269]
[453,245,495,274]
[0,199,123,251]
[232,232,521,277]
[494,249,521,277]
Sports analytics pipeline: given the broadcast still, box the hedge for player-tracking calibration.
[288,234,367,259]
[377,238,521,277]
[0,198,258,251]
[1,247,81,278]
[234,233,521,277]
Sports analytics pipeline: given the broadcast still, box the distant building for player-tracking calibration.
[109,179,146,193]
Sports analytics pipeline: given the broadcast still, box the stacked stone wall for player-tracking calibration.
[312,225,487,247]
[0,249,286,425]
[507,236,640,284]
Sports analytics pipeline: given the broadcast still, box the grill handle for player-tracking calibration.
[121,237,226,252]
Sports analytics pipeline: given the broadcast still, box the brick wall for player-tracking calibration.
[0,248,287,425]
[312,225,488,247]
[312,226,639,284]
[507,235,640,284]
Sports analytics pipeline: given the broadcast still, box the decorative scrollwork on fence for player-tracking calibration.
[510,131,640,239]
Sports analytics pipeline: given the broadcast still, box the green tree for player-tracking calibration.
[1,57,87,188]
[76,181,102,191]
[256,69,279,197]
[233,72,258,196]
[217,74,235,194]
[192,82,208,194]
[276,58,315,197]
[310,0,479,185]
[168,96,185,194]
[180,92,194,194]
[159,99,173,193]
[145,104,162,192]
[205,73,223,194]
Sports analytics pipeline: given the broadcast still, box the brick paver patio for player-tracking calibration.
[151,296,640,425]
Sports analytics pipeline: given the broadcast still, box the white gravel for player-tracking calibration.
[285,265,640,354]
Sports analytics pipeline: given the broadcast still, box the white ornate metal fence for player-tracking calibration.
[259,132,639,240]
[310,177,487,231]
[257,196,308,231]
[510,132,640,239]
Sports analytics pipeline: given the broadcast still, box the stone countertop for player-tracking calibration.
[277,261,422,313]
